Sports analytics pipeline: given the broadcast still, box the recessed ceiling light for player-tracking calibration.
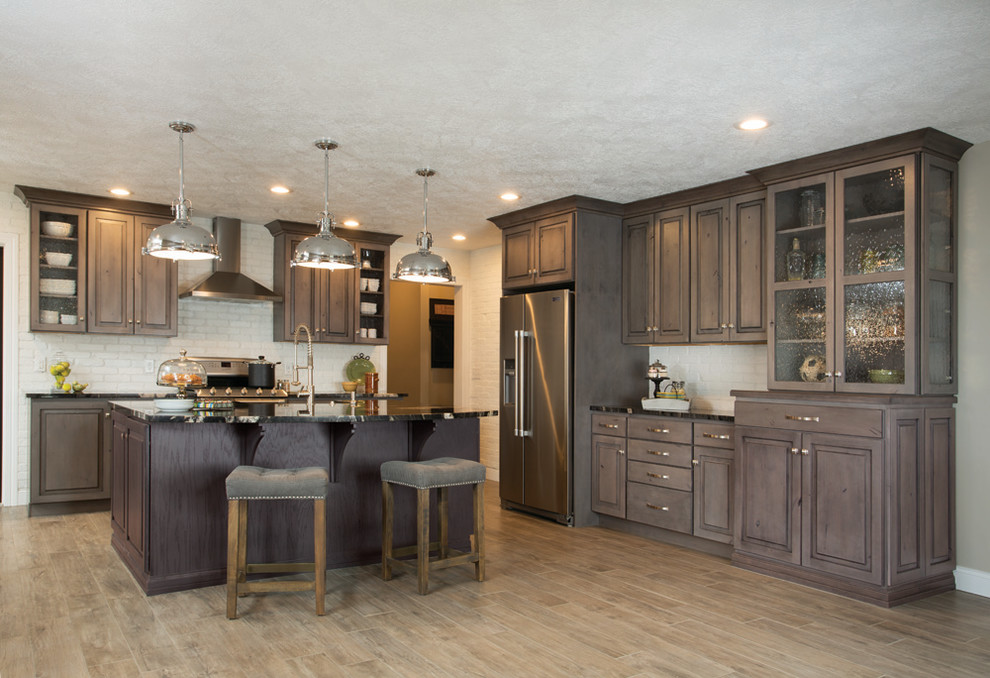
[735,118,770,131]
[108,187,131,196]
[342,219,360,228]
[452,234,466,241]
[500,192,520,201]
[270,185,291,194]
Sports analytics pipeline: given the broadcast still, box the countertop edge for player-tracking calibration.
[110,400,497,423]
[591,404,734,422]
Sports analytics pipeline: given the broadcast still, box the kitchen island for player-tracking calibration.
[109,400,496,595]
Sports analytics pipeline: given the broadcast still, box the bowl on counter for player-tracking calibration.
[44,251,73,266]
[341,380,360,392]
[868,369,904,384]
[154,398,195,412]
[41,221,74,237]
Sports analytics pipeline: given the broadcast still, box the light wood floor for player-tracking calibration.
[3,485,990,678]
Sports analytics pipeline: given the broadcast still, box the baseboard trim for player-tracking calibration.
[954,566,990,599]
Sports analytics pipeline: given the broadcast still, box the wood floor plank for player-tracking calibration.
[0,633,35,678]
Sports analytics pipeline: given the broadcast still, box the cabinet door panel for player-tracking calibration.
[691,199,727,341]
[87,210,134,334]
[621,215,655,344]
[656,208,690,342]
[502,223,534,289]
[888,410,924,583]
[285,236,318,336]
[694,446,734,543]
[33,403,109,502]
[803,433,882,583]
[111,417,127,534]
[734,427,801,563]
[125,421,147,560]
[591,434,626,518]
[730,193,767,340]
[134,217,178,335]
[319,268,353,342]
[925,408,955,574]
[534,214,573,284]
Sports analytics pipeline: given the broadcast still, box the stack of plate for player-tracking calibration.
[39,279,77,295]
[360,301,377,315]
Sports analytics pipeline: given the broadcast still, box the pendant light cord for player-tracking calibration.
[176,130,186,206]
[421,170,429,238]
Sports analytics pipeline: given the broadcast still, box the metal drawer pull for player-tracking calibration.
[599,423,619,429]
[646,472,670,480]
[702,433,731,440]
[647,450,670,457]
[790,447,800,455]
[785,415,820,423]
[647,427,670,434]
[801,449,809,455]
[646,503,670,512]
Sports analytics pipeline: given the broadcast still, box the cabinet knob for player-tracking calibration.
[834,371,843,378]
[790,447,800,455]
[801,448,810,456]
[135,320,141,324]
[692,459,699,466]
[727,323,734,329]
[720,323,727,329]
[824,371,833,378]
[128,318,133,323]
[618,449,625,456]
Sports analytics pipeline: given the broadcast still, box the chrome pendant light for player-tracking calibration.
[394,168,455,283]
[143,122,220,261]
[291,139,357,269]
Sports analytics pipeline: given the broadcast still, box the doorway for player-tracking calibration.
[387,282,455,409]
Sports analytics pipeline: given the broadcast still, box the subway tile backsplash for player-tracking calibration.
[647,344,768,415]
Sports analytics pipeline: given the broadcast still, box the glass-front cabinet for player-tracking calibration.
[31,204,88,333]
[768,153,955,394]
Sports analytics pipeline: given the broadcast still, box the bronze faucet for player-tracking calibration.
[292,323,315,413]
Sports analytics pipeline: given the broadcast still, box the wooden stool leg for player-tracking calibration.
[236,500,248,591]
[474,482,485,582]
[314,498,326,615]
[226,499,241,619]
[438,486,449,560]
[381,481,394,581]
[417,487,430,595]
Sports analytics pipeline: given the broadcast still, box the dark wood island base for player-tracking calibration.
[109,401,495,595]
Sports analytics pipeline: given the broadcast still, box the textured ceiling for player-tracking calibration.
[2,1,988,251]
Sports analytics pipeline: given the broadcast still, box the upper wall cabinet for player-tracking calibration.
[621,177,766,345]
[751,129,971,394]
[499,212,574,290]
[18,186,178,336]
[265,220,400,344]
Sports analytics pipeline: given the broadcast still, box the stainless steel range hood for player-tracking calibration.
[179,216,282,302]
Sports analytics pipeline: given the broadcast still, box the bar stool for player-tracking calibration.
[380,457,486,595]
[225,465,329,619]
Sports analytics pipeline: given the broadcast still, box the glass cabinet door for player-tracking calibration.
[921,155,957,393]
[767,174,834,390]
[32,204,87,333]
[835,156,916,392]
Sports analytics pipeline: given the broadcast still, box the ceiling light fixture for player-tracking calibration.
[736,118,770,131]
[452,234,466,241]
[394,168,455,283]
[270,185,291,194]
[143,122,220,261]
[342,219,360,227]
[291,139,357,270]
[109,187,131,197]
[500,192,520,201]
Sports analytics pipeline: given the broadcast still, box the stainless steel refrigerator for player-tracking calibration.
[500,290,573,524]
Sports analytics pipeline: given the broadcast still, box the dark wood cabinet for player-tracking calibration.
[591,433,626,518]
[692,421,735,544]
[732,390,956,606]
[18,186,177,336]
[753,130,969,394]
[498,212,574,290]
[621,208,690,344]
[111,411,148,577]
[30,398,111,515]
[691,192,767,343]
[265,221,399,344]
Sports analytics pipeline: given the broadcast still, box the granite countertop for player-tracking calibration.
[29,391,405,400]
[111,399,497,423]
[591,404,734,422]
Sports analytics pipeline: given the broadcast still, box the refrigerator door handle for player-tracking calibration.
[513,330,521,436]
[517,329,532,437]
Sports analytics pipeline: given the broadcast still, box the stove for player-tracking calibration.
[182,357,289,402]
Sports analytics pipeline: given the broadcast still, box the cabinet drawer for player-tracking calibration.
[591,414,626,437]
[735,401,883,438]
[627,417,692,444]
[628,460,692,491]
[627,484,692,533]
[627,439,693,468]
[693,422,734,449]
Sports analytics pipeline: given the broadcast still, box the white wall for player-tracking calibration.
[955,140,990,593]
[0,188,498,506]
[467,245,502,478]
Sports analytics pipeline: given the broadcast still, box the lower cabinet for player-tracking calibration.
[591,411,734,546]
[111,411,148,574]
[30,397,111,515]
[732,391,956,605]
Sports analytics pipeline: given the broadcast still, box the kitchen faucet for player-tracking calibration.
[292,323,315,413]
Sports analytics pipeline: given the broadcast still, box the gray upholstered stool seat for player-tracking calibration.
[380,457,486,489]
[225,465,329,619]
[381,457,486,595]
[226,465,329,500]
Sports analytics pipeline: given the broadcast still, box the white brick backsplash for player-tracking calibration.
[647,344,768,414]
